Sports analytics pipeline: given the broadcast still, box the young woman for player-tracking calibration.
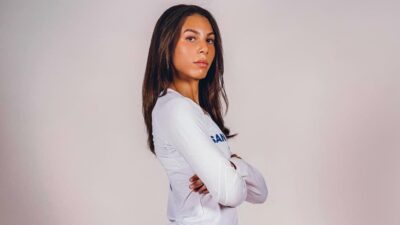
[142,4,268,225]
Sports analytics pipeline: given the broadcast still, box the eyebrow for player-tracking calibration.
[183,28,215,36]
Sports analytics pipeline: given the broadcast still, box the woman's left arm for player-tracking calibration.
[230,154,268,204]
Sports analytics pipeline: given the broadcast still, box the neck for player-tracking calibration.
[169,80,200,104]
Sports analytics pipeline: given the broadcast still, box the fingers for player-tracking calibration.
[230,153,242,159]
[189,179,203,191]
[198,184,208,194]
[189,175,209,195]
[189,174,199,182]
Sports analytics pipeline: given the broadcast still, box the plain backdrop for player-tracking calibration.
[1,0,399,225]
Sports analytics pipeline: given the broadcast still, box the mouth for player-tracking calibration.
[193,60,209,68]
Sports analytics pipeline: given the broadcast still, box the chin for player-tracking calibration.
[191,71,209,80]
[178,69,209,80]
[192,74,208,80]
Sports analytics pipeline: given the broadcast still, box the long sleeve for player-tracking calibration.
[229,156,268,204]
[155,98,247,207]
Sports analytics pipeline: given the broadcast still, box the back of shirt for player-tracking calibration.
[152,88,268,225]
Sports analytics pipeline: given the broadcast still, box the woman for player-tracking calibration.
[142,4,268,225]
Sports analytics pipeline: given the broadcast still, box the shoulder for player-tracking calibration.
[151,91,209,144]
[152,91,199,122]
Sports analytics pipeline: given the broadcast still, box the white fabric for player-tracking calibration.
[152,88,268,225]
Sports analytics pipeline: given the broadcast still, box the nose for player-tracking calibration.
[199,41,209,55]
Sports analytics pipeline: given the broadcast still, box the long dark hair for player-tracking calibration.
[142,4,237,155]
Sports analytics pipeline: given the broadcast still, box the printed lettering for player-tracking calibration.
[210,133,226,143]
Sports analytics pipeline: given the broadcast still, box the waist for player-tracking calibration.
[166,190,238,225]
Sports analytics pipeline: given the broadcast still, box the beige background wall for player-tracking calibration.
[1,0,399,225]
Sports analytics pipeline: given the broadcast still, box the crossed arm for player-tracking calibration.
[157,98,268,207]
[189,153,268,204]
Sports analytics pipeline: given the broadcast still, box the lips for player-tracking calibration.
[194,60,209,67]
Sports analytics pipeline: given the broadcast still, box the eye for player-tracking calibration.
[186,36,196,42]
[207,39,215,44]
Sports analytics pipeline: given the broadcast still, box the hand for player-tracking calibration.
[189,161,238,194]
[230,160,237,170]
[189,174,209,195]
[230,153,242,159]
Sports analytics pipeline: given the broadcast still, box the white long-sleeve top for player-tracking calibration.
[152,88,268,225]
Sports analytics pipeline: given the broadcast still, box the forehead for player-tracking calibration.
[180,14,213,34]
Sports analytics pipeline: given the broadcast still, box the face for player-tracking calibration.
[172,14,216,81]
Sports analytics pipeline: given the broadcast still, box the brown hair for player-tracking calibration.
[142,4,237,155]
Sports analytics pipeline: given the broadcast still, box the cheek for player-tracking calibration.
[209,47,216,59]
[175,43,193,59]
[173,44,194,68]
